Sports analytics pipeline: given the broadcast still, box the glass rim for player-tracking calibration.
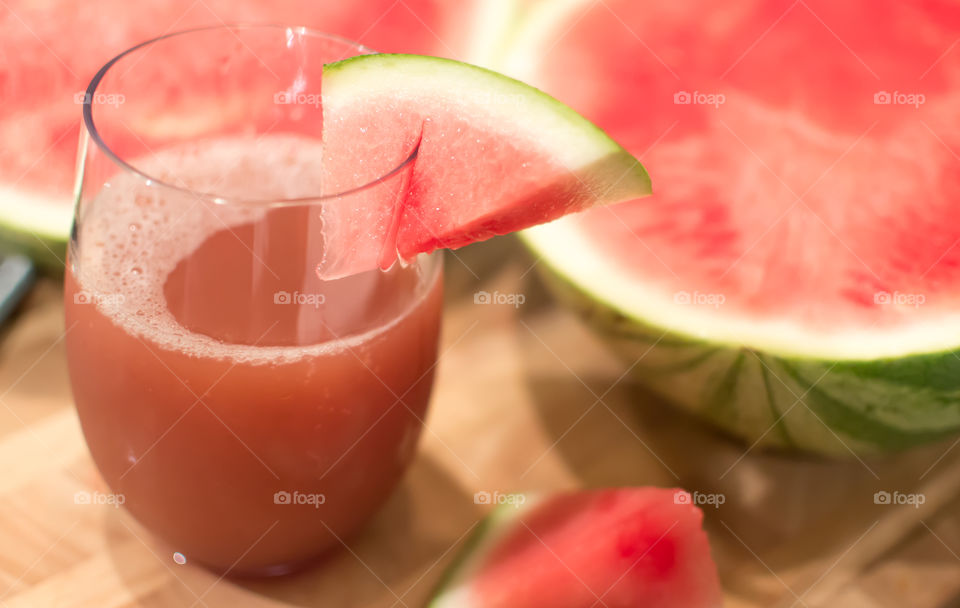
[81,23,419,206]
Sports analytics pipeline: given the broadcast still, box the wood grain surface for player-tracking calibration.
[1,239,959,608]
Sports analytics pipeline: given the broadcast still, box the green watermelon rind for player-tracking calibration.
[519,228,960,456]
[429,496,542,608]
[0,187,70,273]
[0,219,66,273]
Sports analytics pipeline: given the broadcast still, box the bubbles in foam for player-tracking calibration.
[74,135,436,365]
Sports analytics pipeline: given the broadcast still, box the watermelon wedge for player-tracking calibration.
[0,0,525,269]
[430,488,722,608]
[314,53,650,278]
[509,0,960,455]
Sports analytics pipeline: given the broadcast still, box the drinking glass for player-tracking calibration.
[64,24,443,576]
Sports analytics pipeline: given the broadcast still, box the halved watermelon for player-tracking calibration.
[512,0,960,455]
[430,488,722,608]
[0,0,527,269]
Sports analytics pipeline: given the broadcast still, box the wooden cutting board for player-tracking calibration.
[1,239,959,608]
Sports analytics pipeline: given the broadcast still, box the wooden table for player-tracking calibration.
[1,239,959,607]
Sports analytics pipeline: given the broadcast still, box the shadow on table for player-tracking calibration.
[442,235,553,315]
[103,453,479,608]
[0,278,74,432]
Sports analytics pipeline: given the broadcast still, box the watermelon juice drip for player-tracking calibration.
[64,135,443,573]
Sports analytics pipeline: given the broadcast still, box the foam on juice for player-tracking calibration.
[72,135,438,364]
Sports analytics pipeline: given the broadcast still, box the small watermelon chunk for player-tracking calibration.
[431,488,722,608]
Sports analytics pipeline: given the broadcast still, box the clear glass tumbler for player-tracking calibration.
[64,24,442,576]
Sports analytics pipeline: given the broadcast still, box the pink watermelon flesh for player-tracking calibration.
[0,0,473,208]
[530,0,960,333]
[465,488,721,608]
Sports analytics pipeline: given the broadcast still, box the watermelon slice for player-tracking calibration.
[512,0,960,454]
[430,488,722,608]
[308,53,651,278]
[0,0,525,269]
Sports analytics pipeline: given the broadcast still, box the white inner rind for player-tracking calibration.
[0,185,72,240]
[523,217,960,361]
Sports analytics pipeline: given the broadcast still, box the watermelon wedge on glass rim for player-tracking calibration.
[316,53,649,277]
[0,0,530,270]
[510,0,960,456]
[429,488,723,608]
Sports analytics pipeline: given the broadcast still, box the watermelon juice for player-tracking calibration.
[64,136,443,574]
